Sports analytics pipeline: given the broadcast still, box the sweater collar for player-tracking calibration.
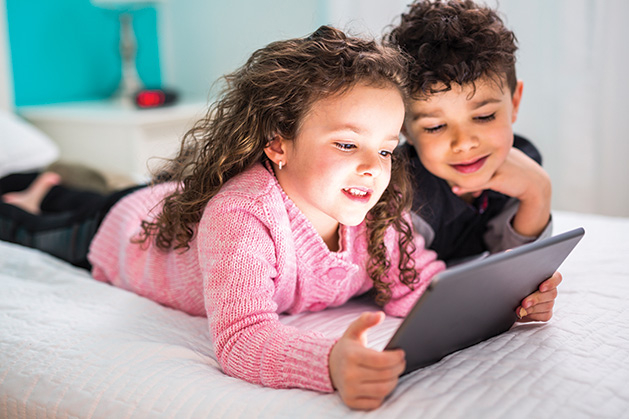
[262,160,352,255]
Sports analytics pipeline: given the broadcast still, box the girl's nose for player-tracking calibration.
[357,151,383,177]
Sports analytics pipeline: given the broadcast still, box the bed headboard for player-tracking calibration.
[0,0,14,112]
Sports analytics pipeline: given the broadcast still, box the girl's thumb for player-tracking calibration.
[344,311,385,343]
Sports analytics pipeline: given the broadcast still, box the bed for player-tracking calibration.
[1,210,628,418]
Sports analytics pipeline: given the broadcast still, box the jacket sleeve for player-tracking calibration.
[410,211,436,249]
[197,198,336,393]
[484,198,553,253]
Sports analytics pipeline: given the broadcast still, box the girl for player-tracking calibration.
[90,26,442,410]
[1,26,561,410]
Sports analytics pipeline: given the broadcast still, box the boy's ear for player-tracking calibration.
[511,80,524,123]
[400,123,415,146]
[263,135,288,166]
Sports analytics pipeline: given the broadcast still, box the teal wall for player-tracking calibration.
[6,0,160,106]
[165,0,327,101]
[6,0,329,106]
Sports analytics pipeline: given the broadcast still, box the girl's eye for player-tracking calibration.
[475,113,496,122]
[334,142,356,151]
[379,150,393,158]
[424,124,445,134]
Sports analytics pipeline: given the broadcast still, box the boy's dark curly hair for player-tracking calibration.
[138,25,419,306]
[386,0,518,98]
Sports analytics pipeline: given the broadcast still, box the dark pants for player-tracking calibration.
[0,173,143,269]
[0,172,40,194]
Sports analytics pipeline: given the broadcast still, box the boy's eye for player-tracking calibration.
[475,113,496,122]
[334,142,356,151]
[424,124,445,133]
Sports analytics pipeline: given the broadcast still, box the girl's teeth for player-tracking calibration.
[346,188,367,196]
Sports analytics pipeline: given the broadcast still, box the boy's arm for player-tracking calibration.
[506,147,552,237]
[484,198,553,253]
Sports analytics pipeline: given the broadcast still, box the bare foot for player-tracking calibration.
[1,172,61,214]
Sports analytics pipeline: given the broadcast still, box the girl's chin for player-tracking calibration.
[341,217,367,227]
[339,209,373,226]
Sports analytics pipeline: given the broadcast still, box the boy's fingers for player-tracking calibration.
[523,287,558,307]
[540,271,562,291]
[519,308,554,322]
[451,185,483,196]
[521,271,562,309]
[518,301,555,319]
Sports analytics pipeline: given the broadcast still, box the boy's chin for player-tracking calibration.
[448,173,495,193]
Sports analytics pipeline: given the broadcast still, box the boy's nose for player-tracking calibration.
[451,131,479,153]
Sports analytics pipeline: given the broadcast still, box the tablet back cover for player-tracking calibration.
[386,228,584,374]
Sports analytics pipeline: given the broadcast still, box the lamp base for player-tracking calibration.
[113,12,143,107]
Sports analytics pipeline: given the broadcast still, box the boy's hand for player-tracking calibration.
[329,312,405,410]
[452,148,552,237]
[516,271,562,322]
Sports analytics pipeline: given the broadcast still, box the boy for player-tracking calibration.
[387,0,552,263]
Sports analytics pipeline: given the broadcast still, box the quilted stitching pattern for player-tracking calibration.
[1,211,628,418]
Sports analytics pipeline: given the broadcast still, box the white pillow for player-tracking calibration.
[0,110,59,178]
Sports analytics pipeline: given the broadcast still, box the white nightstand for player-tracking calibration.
[18,100,206,182]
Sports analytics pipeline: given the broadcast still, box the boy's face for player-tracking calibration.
[403,77,523,191]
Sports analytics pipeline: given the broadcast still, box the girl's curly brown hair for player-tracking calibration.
[386,0,518,98]
[139,25,420,305]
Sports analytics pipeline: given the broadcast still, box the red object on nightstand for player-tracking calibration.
[135,89,178,108]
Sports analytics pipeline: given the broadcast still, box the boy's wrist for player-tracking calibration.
[518,164,551,203]
[512,194,551,237]
[512,170,551,237]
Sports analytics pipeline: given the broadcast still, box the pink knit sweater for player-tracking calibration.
[88,163,445,393]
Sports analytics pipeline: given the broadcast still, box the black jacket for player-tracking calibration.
[400,135,542,262]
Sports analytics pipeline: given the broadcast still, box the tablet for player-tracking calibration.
[385,227,585,375]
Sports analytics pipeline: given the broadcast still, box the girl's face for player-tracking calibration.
[268,83,405,242]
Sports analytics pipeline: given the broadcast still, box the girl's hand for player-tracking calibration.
[516,271,563,322]
[329,311,406,410]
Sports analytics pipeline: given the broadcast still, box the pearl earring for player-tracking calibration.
[278,161,284,170]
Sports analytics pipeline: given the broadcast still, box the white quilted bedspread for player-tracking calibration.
[1,211,628,418]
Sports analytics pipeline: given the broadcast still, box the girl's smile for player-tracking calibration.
[342,187,373,203]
